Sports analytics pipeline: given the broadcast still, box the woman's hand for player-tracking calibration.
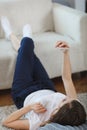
[30,103,47,113]
[55,41,69,53]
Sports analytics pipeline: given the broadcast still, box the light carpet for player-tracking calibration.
[0,93,87,130]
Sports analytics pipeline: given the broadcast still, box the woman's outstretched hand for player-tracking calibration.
[30,103,47,113]
[55,41,69,52]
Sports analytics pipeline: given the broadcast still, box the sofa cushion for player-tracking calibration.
[0,0,54,38]
[38,121,87,130]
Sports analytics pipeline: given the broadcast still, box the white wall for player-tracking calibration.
[52,0,75,7]
[53,0,86,12]
[66,0,75,8]
[75,0,86,12]
[63,0,86,11]
[52,0,70,6]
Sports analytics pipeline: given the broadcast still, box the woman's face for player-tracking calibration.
[58,97,74,108]
[51,97,74,116]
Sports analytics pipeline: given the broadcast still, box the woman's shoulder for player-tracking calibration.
[43,92,66,103]
[51,92,66,103]
[53,92,66,97]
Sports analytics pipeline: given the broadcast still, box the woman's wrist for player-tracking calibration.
[23,105,32,113]
[27,104,32,110]
[63,50,69,54]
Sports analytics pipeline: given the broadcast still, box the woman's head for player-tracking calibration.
[49,99,86,126]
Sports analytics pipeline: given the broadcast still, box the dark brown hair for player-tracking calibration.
[41,100,86,127]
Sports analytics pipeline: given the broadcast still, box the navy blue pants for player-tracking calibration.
[11,37,56,109]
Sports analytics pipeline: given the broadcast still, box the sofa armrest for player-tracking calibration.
[52,3,87,49]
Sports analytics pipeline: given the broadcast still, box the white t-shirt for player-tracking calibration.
[24,90,66,130]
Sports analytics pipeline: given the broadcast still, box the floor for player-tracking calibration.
[0,72,87,106]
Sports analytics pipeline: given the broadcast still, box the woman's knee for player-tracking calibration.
[21,37,34,51]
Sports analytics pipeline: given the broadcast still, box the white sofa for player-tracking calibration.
[0,0,87,90]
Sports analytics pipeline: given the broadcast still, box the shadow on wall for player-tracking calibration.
[52,0,71,7]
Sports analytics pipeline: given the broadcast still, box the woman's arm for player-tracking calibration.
[3,105,32,124]
[2,105,31,129]
[56,41,77,99]
[2,103,46,129]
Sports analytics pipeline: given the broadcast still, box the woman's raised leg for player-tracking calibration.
[12,37,35,108]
